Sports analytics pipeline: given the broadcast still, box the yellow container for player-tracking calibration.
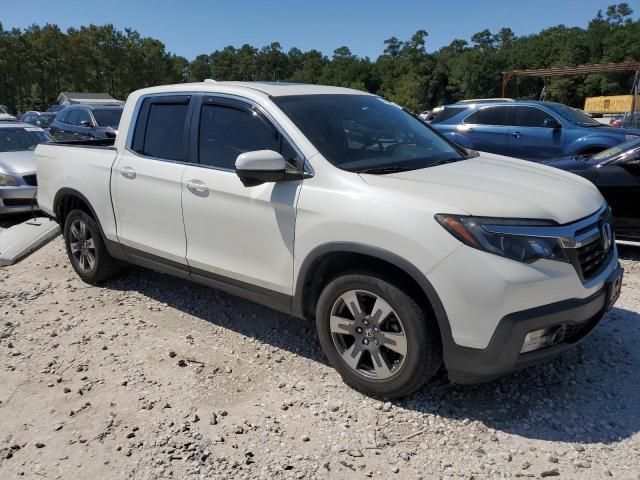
[584,95,639,114]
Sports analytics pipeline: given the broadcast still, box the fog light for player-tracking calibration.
[520,326,565,353]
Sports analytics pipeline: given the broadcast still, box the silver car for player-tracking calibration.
[0,122,53,214]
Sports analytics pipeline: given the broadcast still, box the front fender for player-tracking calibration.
[566,135,621,155]
[440,131,473,149]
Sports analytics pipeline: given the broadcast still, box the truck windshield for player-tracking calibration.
[545,103,601,127]
[0,128,52,152]
[274,94,466,173]
[93,108,123,128]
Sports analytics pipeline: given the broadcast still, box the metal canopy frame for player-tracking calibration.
[501,61,640,97]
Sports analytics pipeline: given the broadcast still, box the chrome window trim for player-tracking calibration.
[481,203,609,248]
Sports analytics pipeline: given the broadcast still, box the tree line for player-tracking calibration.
[0,3,638,114]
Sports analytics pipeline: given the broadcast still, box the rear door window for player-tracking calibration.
[464,106,510,126]
[132,95,191,161]
[429,106,467,124]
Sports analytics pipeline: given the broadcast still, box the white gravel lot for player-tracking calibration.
[0,238,639,479]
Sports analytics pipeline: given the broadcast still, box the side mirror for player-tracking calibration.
[543,118,562,129]
[79,119,93,127]
[235,150,287,187]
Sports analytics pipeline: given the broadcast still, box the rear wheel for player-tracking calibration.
[63,210,119,284]
[316,273,442,398]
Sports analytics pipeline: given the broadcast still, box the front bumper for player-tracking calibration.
[445,264,624,384]
[0,186,38,214]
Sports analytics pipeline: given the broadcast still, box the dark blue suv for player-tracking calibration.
[430,100,640,161]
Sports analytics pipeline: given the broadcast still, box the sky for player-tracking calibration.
[1,0,636,60]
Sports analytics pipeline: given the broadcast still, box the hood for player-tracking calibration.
[542,154,600,172]
[0,150,37,174]
[592,125,640,137]
[360,152,604,225]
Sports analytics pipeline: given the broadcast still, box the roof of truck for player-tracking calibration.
[141,81,374,98]
[216,81,373,97]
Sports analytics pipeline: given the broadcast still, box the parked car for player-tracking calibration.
[0,105,17,122]
[49,104,123,141]
[544,138,640,244]
[36,82,623,398]
[0,122,52,214]
[431,100,640,161]
[609,111,640,129]
[21,111,57,132]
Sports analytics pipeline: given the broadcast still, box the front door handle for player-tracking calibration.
[511,131,521,138]
[185,180,209,194]
[120,166,136,179]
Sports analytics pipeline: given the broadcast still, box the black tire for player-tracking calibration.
[316,273,442,398]
[63,209,120,284]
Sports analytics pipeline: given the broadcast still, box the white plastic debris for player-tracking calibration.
[0,217,60,266]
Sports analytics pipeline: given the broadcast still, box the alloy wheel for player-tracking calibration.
[329,289,408,380]
[69,219,96,273]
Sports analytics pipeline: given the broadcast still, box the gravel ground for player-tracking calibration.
[0,238,639,479]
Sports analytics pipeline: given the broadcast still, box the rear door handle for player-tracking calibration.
[120,166,136,179]
[511,131,521,138]
[185,180,209,194]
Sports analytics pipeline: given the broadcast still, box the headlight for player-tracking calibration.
[0,173,19,187]
[435,214,567,263]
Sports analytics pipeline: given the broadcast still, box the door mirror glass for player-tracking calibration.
[79,119,93,127]
[543,118,561,129]
[235,150,287,187]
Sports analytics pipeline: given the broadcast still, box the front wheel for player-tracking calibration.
[316,273,442,398]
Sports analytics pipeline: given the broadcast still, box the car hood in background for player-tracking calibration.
[542,155,601,172]
[593,125,640,136]
[0,150,37,174]
[360,152,604,225]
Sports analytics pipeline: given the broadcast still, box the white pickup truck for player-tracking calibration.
[36,82,623,398]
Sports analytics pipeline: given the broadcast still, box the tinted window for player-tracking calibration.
[66,110,81,126]
[465,106,510,126]
[429,106,467,124]
[143,103,189,161]
[198,104,279,170]
[512,106,556,127]
[93,108,123,128]
[274,95,464,172]
[23,114,35,125]
[55,109,69,123]
[76,110,92,126]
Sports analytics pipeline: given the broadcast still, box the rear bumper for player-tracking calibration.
[445,264,623,384]
[0,186,38,214]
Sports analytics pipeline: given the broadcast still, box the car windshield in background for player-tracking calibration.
[0,128,52,152]
[592,137,640,163]
[545,103,601,127]
[93,108,123,128]
[274,95,465,173]
[38,115,56,127]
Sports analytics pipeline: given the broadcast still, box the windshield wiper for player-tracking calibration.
[429,156,469,167]
[355,165,419,175]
